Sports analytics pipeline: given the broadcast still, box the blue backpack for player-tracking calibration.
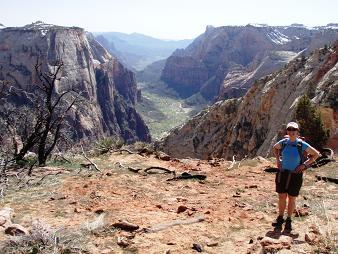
[280,140,305,164]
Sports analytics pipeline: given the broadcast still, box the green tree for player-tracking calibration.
[294,95,330,149]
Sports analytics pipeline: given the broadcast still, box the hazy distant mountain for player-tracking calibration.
[94,32,193,71]
[161,24,338,101]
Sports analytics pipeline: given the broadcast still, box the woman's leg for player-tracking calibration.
[273,193,287,229]
[287,195,296,217]
[285,195,296,231]
[278,193,287,216]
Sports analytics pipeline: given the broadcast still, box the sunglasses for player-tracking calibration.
[287,128,298,131]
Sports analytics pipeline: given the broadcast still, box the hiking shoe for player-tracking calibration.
[272,215,284,229]
[284,217,292,231]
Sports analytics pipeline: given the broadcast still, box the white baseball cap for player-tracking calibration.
[286,122,299,130]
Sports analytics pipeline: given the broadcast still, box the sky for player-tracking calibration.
[1,0,337,40]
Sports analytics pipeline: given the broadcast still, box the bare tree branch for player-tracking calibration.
[81,145,101,172]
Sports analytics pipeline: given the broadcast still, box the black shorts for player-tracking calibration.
[275,171,303,197]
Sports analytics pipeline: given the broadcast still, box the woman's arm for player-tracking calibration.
[296,146,321,172]
[304,146,321,166]
[273,143,282,169]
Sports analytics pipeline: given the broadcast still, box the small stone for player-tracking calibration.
[249,185,258,188]
[74,208,81,213]
[5,224,29,236]
[177,205,188,213]
[263,243,284,252]
[106,172,112,176]
[167,242,176,245]
[204,210,211,214]
[157,152,171,161]
[260,237,279,246]
[294,207,309,217]
[249,239,254,244]
[206,241,218,247]
[235,202,246,208]
[309,224,320,234]
[119,231,135,239]
[117,236,129,247]
[156,204,162,209]
[95,208,105,214]
[260,236,292,252]
[192,243,203,252]
[305,232,319,245]
[279,235,292,246]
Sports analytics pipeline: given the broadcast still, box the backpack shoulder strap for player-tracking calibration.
[297,140,304,163]
[281,139,288,153]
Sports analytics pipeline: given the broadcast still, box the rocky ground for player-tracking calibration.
[0,152,337,253]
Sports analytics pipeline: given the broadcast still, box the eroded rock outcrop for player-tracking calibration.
[160,42,338,159]
[0,22,150,143]
[161,24,338,101]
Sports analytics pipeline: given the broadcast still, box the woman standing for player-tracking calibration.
[272,122,320,231]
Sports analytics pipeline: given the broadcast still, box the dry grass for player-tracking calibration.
[2,220,89,254]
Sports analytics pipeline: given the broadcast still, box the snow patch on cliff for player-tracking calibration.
[267,30,291,45]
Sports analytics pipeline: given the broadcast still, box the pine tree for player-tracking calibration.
[294,95,330,149]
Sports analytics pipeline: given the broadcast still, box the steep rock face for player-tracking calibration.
[0,22,151,143]
[160,42,338,159]
[161,24,338,101]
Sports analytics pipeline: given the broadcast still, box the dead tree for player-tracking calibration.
[1,59,82,166]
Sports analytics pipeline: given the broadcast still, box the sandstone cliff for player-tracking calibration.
[0,22,151,143]
[161,24,338,101]
[160,42,338,159]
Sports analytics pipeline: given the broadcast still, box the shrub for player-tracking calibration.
[294,95,330,149]
[94,137,124,155]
